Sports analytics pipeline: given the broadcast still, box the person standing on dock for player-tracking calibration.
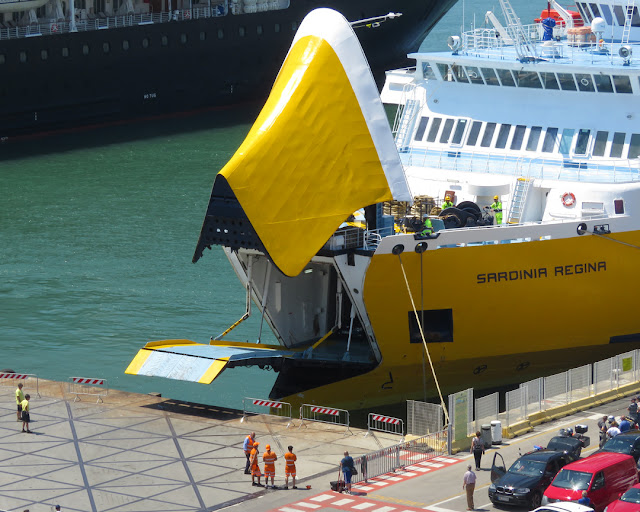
[340,451,355,495]
[463,465,476,511]
[250,442,263,487]
[263,444,277,489]
[470,431,484,470]
[15,382,24,421]
[491,195,503,225]
[21,394,31,433]
[243,432,256,474]
[628,398,638,423]
[284,445,297,489]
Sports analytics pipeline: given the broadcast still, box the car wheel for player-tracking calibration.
[530,492,542,509]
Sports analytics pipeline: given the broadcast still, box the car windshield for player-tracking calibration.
[507,458,547,477]
[622,487,640,504]
[551,469,592,490]
[602,437,635,452]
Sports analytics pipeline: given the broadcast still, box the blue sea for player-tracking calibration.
[0,0,541,410]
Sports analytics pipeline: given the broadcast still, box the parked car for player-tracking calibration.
[603,482,640,511]
[547,432,590,460]
[597,430,640,462]
[532,505,594,512]
[542,452,638,512]
[489,449,576,509]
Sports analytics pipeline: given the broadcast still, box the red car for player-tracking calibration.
[604,483,640,511]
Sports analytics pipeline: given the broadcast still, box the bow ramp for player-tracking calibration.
[192,7,411,277]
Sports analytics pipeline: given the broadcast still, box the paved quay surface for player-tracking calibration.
[0,378,637,512]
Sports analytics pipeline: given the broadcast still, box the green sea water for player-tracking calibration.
[0,0,540,409]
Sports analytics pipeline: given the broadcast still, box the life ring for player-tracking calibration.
[184,9,191,18]
[51,23,58,32]
[562,192,576,207]
[598,39,605,49]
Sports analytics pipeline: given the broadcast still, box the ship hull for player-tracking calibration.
[0,0,455,138]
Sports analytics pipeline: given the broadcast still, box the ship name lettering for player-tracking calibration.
[554,261,606,276]
[476,261,606,284]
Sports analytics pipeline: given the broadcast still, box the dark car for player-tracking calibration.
[489,450,576,509]
[597,430,640,462]
[546,434,589,460]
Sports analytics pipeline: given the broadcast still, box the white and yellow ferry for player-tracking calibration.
[127,1,640,411]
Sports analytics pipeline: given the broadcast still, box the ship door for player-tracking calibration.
[148,0,161,13]
[490,452,506,483]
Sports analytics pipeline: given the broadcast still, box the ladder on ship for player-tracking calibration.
[394,94,420,151]
[621,0,634,45]
[498,0,537,61]
[507,177,533,224]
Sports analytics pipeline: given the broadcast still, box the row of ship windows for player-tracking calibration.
[576,1,640,27]
[413,116,640,159]
[425,62,635,93]
[0,21,298,63]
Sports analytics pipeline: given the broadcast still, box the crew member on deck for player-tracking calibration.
[442,195,454,209]
[421,217,433,236]
[491,195,503,225]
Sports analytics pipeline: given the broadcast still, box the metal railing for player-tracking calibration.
[475,392,498,434]
[366,413,404,439]
[241,397,292,427]
[299,404,350,432]
[0,372,40,398]
[407,400,444,436]
[351,429,447,484]
[68,376,108,403]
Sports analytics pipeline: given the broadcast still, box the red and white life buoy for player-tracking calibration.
[184,9,191,18]
[50,23,58,32]
[562,192,576,207]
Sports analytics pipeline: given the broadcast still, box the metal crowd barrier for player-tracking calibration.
[365,413,404,439]
[351,429,448,484]
[0,372,40,397]
[299,404,350,433]
[68,377,108,403]
[241,397,292,427]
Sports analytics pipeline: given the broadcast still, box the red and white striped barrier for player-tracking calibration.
[371,414,401,425]
[299,403,350,432]
[242,397,292,427]
[72,377,105,385]
[68,377,108,403]
[309,406,340,416]
[0,373,41,397]
[0,373,28,380]
[252,399,283,409]
[367,412,404,438]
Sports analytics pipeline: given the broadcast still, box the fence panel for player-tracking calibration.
[569,364,591,401]
[544,371,568,409]
[68,377,108,403]
[241,397,292,426]
[367,413,404,439]
[475,392,499,434]
[299,404,350,432]
[0,373,40,397]
[616,351,637,387]
[505,387,526,427]
[520,378,543,415]
[351,429,447,484]
[594,357,615,394]
[406,400,443,436]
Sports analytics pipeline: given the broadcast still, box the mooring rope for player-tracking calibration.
[396,253,450,424]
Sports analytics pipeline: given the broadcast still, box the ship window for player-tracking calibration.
[574,129,591,154]
[559,129,574,155]
[542,127,558,152]
[41,49,48,60]
[495,124,511,148]
[496,68,515,86]
[180,34,187,44]
[514,70,542,88]
[439,118,455,143]
[613,5,626,25]
[142,37,150,48]
[593,131,608,156]
[576,3,590,23]
[437,63,453,81]
[62,47,69,57]
[451,119,468,144]
[427,118,442,142]
[589,3,601,18]
[162,35,168,46]
[451,64,469,83]
[465,66,484,84]
[628,134,640,159]
[218,28,224,39]
[238,26,245,36]
[557,73,577,91]
[422,62,436,80]
[594,74,613,92]
[600,4,613,24]
[614,199,625,214]
[540,72,559,89]
[480,122,496,147]
[256,25,263,35]
[274,23,280,33]
[122,40,129,50]
[480,67,499,86]
[613,75,632,93]
[526,126,542,151]
[82,44,89,55]
[408,309,453,343]
[633,6,640,26]
[466,121,482,146]
[580,2,594,22]
[576,73,595,92]
[102,42,109,53]
[610,132,625,157]
[414,116,429,141]
[200,31,206,41]
[510,125,526,150]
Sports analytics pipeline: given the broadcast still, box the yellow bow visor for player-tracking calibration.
[193,8,411,277]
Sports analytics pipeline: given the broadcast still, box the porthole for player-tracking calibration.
[82,44,89,55]
[238,26,245,36]
[122,39,129,50]
[62,47,69,57]
[142,37,149,48]
[256,24,263,35]
[19,51,27,63]
[180,33,187,43]
[217,28,224,39]
[103,42,110,53]
[161,35,168,46]
[199,31,206,40]
[41,49,48,60]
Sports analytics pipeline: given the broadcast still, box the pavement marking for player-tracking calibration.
[405,466,431,472]
[352,503,377,510]
[423,505,455,512]
[310,494,335,502]
[372,481,390,486]
[332,498,356,506]
[396,471,417,476]
[279,507,304,512]
[432,457,456,463]
[356,485,375,491]
[421,462,443,468]
[371,507,396,512]
[295,503,322,509]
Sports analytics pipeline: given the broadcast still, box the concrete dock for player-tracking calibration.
[0,378,635,512]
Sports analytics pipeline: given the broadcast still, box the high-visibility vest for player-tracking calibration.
[442,200,453,209]
[491,201,502,213]
[421,218,433,236]
[243,435,254,454]
[250,448,259,468]
[21,399,29,412]
[263,451,277,467]
[284,452,296,468]
[16,388,24,405]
